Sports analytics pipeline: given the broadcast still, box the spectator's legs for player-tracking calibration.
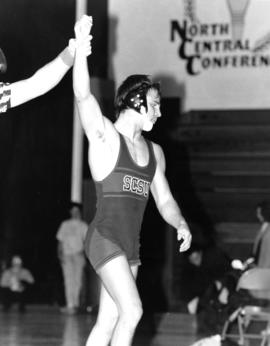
[61,255,74,309]
[72,253,85,308]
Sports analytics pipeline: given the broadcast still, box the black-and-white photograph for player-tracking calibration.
[1,1,270,345]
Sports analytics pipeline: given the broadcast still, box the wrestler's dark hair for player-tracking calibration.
[114,74,161,119]
[257,200,270,222]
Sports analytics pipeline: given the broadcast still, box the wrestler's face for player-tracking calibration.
[141,88,161,132]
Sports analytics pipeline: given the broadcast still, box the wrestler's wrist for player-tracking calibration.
[177,219,187,229]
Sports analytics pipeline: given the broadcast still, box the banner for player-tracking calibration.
[108,0,270,111]
[108,0,185,99]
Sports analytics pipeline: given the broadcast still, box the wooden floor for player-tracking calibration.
[0,305,200,346]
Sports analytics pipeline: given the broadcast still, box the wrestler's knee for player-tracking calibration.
[120,300,143,328]
[96,309,119,334]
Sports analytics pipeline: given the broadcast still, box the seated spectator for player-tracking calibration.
[180,243,232,315]
[191,201,270,335]
[232,200,270,271]
[228,200,270,301]
[0,255,34,312]
[252,200,270,268]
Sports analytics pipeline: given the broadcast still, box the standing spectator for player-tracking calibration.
[56,203,88,314]
[228,201,270,271]
[253,200,270,268]
[0,255,34,312]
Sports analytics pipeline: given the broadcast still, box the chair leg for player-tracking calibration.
[221,308,242,341]
[261,321,270,346]
[237,315,245,346]
[222,312,244,345]
[221,320,230,340]
[261,336,267,346]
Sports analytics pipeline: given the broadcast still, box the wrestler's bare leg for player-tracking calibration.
[85,281,118,346]
[85,256,141,346]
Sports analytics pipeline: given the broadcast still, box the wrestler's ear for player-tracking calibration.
[138,93,148,115]
[139,105,147,115]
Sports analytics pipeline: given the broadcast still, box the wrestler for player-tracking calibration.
[0,29,91,114]
[73,15,192,346]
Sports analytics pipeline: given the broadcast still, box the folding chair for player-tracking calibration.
[221,268,270,346]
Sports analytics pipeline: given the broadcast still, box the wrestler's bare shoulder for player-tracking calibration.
[88,117,120,181]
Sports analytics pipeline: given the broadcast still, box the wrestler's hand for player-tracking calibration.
[177,221,192,252]
[74,15,93,40]
[73,15,93,56]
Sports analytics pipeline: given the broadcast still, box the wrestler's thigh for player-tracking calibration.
[96,283,118,325]
[97,255,141,313]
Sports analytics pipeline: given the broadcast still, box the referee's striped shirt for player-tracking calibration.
[0,82,11,113]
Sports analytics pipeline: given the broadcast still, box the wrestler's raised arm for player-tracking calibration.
[73,15,110,142]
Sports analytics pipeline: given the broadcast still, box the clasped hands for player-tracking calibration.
[68,15,93,57]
